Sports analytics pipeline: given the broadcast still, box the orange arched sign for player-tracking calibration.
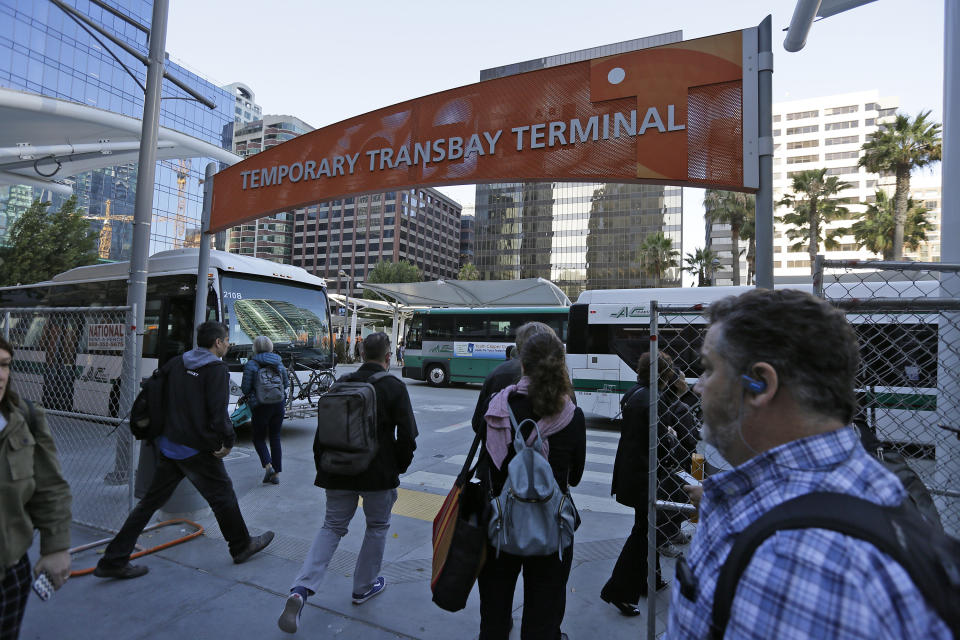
[210,29,758,233]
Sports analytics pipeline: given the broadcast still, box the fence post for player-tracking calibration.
[124,304,138,512]
[2,312,9,340]
[646,300,659,640]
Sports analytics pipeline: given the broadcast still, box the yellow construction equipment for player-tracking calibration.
[85,199,133,260]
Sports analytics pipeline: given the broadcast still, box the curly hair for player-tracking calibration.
[520,331,572,417]
[636,351,688,395]
[0,335,19,416]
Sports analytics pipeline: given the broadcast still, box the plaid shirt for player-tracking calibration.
[666,427,951,639]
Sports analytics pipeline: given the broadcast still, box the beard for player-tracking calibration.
[700,397,742,465]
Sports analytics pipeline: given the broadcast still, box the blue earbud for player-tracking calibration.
[741,374,767,393]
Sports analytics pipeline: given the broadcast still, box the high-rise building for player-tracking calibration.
[0,0,235,259]
[905,174,942,263]
[459,211,475,267]
[291,188,462,298]
[224,114,314,263]
[473,32,685,301]
[707,90,918,283]
[222,82,262,125]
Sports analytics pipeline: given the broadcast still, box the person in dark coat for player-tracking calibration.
[95,322,274,580]
[475,331,586,640]
[601,351,697,615]
[278,332,418,634]
[241,335,289,484]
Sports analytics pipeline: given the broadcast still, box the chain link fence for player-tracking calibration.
[814,259,960,538]
[2,306,137,532]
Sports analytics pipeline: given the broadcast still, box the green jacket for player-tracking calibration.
[0,399,72,569]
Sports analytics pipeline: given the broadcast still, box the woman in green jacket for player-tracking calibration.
[0,335,72,639]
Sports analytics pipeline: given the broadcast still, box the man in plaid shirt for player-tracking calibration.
[666,289,950,639]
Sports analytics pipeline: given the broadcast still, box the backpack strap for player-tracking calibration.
[366,371,391,385]
[710,492,959,638]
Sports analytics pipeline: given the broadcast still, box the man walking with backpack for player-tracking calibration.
[666,290,954,638]
[278,332,417,634]
[94,322,274,579]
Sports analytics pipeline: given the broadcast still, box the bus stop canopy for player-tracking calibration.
[360,278,571,308]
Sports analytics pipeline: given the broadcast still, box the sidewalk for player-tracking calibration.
[18,368,676,639]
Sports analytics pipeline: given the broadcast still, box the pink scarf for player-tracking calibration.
[484,376,576,469]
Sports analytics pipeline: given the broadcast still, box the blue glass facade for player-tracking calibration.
[0,0,233,258]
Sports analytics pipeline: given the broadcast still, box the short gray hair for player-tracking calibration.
[252,336,274,354]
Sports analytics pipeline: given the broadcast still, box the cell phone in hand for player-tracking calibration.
[32,572,54,601]
[675,470,701,486]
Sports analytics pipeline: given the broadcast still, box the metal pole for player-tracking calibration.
[119,0,168,448]
[755,15,774,289]
[646,300,659,640]
[125,303,137,511]
[194,163,216,344]
[2,312,9,340]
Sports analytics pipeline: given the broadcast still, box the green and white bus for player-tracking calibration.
[402,306,569,386]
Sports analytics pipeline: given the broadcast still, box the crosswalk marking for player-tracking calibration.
[586,452,616,465]
[436,420,472,433]
[586,429,621,439]
[586,441,619,451]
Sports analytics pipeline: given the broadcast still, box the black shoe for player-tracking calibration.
[262,466,275,484]
[233,531,275,564]
[601,593,642,616]
[93,563,149,579]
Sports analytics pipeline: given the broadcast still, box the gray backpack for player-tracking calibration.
[254,363,285,405]
[487,408,579,558]
[313,371,389,475]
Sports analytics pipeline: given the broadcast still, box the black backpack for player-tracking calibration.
[313,371,389,475]
[129,368,167,440]
[710,492,960,638]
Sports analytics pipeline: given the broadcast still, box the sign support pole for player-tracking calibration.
[755,15,774,289]
[194,162,216,344]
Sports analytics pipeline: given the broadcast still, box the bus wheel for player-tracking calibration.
[426,364,448,387]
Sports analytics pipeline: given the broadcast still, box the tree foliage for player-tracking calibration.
[859,111,941,260]
[703,190,754,286]
[0,197,97,286]
[457,262,480,280]
[777,169,851,274]
[683,247,720,287]
[851,190,931,260]
[362,260,422,299]
[637,231,679,288]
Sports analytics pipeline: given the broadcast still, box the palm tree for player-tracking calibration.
[457,262,480,280]
[778,169,852,274]
[859,111,942,260]
[683,247,720,287]
[851,190,931,260]
[638,232,679,288]
[739,216,756,285]
[703,190,754,286]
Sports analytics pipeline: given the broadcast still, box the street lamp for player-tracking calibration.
[338,269,358,362]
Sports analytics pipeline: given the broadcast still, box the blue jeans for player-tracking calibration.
[251,402,284,472]
[291,488,398,595]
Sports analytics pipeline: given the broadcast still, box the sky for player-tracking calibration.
[165,0,946,283]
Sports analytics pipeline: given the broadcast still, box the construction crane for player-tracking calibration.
[84,199,133,260]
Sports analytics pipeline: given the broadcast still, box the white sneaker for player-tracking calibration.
[278,593,304,633]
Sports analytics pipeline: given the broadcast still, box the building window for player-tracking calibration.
[878,108,897,117]
[824,120,858,131]
[824,105,858,116]
[865,102,880,111]
[786,125,818,135]
[825,135,859,146]
[786,139,819,150]
[786,109,818,120]
[825,165,859,176]
[787,154,819,164]
[825,150,859,161]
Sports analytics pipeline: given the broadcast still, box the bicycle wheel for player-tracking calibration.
[317,371,336,393]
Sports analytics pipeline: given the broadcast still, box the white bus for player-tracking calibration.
[566,283,942,428]
[0,248,333,418]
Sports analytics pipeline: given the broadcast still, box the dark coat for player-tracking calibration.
[470,358,522,435]
[475,392,586,496]
[160,353,235,452]
[611,384,697,509]
[314,363,418,491]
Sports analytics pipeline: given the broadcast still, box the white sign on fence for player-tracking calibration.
[87,323,125,350]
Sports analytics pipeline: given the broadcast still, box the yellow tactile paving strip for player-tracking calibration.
[360,487,446,522]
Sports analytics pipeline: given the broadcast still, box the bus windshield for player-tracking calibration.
[220,274,332,368]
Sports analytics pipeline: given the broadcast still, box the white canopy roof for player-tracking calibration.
[360,278,571,308]
[0,87,239,195]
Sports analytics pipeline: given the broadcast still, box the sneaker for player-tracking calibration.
[233,531,275,564]
[351,576,386,604]
[262,465,275,484]
[268,472,280,485]
[93,563,149,579]
[277,593,304,634]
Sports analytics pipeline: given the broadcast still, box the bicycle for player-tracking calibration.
[284,355,336,406]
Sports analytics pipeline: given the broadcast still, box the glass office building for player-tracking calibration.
[474,33,685,301]
[0,0,234,259]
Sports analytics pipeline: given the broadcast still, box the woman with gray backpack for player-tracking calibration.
[241,336,289,484]
[475,331,586,640]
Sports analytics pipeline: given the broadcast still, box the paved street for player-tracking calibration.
[19,365,683,639]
